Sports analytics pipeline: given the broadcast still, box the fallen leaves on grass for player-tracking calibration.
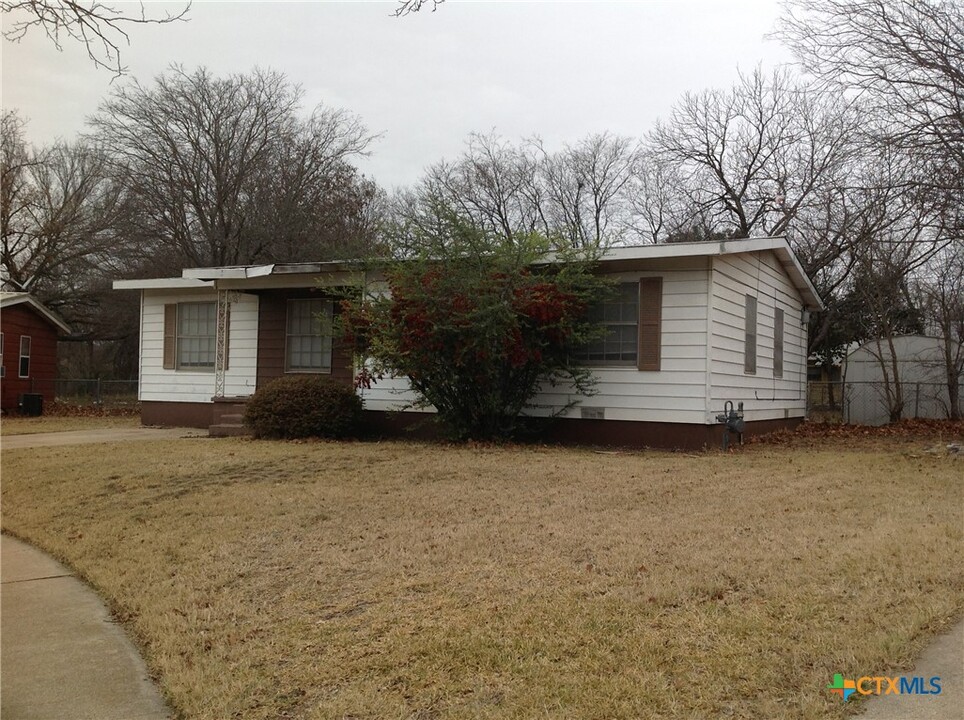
[751,418,964,448]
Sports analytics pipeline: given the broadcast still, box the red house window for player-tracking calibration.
[19,335,31,378]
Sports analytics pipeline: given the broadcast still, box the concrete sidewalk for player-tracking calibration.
[1,426,202,450]
[0,535,170,720]
[858,619,963,720]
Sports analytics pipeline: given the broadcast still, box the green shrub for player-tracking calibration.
[244,376,363,439]
[341,216,608,441]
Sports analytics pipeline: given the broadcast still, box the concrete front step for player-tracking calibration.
[209,424,250,438]
[218,413,244,424]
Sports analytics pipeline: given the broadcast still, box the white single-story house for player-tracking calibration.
[114,236,823,448]
[844,335,962,425]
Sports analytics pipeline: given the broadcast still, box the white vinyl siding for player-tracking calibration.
[139,289,259,402]
[361,260,711,424]
[136,245,813,424]
[709,251,807,421]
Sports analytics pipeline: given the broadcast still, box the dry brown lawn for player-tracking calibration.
[2,434,962,720]
[0,415,139,436]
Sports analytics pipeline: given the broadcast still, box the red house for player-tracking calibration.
[1,292,71,413]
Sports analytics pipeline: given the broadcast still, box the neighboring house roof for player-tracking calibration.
[0,292,72,335]
[112,237,824,310]
[846,334,954,359]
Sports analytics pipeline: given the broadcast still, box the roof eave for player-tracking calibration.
[113,278,214,290]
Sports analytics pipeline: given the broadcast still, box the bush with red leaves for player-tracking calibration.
[341,218,608,440]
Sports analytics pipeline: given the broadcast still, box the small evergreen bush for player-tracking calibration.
[244,376,363,439]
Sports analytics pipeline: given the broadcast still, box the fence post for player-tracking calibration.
[915,383,920,418]
[96,377,101,405]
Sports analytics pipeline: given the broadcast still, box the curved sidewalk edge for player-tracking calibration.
[0,534,171,720]
[857,618,963,719]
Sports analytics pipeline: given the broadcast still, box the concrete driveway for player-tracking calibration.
[1,427,203,450]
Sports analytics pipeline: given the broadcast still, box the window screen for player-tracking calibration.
[286,299,333,371]
[575,282,639,365]
[177,302,216,369]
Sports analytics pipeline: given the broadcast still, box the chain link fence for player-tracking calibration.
[54,379,138,407]
[808,380,960,425]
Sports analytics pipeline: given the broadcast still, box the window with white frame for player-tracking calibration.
[19,335,31,378]
[286,299,333,372]
[574,282,639,365]
[176,302,216,369]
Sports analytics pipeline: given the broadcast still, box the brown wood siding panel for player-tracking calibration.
[257,293,287,388]
[637,277,662,371]
[1,304,62,410]
[141,400,214,428]
[256,290,353,389]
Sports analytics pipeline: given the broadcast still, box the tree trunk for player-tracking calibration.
[940,318,962,420]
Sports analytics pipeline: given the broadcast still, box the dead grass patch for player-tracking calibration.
[2,435,962,719]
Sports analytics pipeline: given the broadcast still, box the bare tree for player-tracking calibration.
[405,132,643,251]
[915,234,964,419]
[777,0,963,186]
[1,111,127,299]
[648,66,860,240]
[89,66,376,268]
[1,109,139,356]
[625,149,703,244]
[394,0,444,17]
[533,133,641,248]
[2,1,190,76]
[415,133,545,242]
[1,111,39,286]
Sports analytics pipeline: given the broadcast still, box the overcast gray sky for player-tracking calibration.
[2,1,793,188]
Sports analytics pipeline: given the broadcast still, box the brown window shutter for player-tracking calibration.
[638,277,662,371]
[744,295,757,374]
[163,304,177,369]
[773,307,784,378]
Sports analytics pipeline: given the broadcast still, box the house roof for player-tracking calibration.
[591,237,823,309]
[0,292,72,334]
[112,237,823,309]
[113,277,213,290]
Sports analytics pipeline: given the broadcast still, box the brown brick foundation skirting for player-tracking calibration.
[363,410,803,450]
[141,401,215,428]
[139,402,803,448]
